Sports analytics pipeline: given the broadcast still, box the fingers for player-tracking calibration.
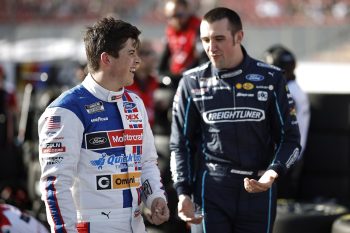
[151,211,169,225]
[149,198,170,225]
[150,209,169,225]
[177,196,204,224]
[244,177,268,193]
[189,215,203,224]
[151,205,170,225]
[178,211,203,224]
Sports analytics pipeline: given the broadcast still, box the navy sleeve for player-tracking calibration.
[169,77,201,196]
[267,72,301,175]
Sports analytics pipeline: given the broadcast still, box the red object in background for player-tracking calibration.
[166,16,201,75]
[127,75,159,127]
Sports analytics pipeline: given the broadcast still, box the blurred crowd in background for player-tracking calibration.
[1,0,350,25]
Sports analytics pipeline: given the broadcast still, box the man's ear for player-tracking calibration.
[101,52,110,65]
[235,30,244,44]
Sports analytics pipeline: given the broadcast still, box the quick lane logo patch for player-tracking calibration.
[203,107,265,123]
[90,153,142,170]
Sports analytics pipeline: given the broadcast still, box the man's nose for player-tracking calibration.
[208,41,217,53]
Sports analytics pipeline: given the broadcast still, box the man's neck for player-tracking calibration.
[91,72,123,92]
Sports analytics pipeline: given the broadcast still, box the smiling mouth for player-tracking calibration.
[210,54,220,58]
[130,67,137,73]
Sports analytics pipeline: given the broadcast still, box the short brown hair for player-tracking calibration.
[83,17,141,72]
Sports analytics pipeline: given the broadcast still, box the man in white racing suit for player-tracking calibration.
[38,17,169,233]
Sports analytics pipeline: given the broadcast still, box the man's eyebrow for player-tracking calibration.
[201,35,225,39]
[214,34,225,38]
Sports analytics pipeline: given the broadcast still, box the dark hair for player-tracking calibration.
[264,45,296,72]
[84,17,141,72]
[203,7,242,37]
[264,44,296,81]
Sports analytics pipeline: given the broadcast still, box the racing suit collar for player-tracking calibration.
[213,45,249,79]
[82,74,124,102]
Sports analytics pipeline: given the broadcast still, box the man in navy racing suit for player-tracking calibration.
[38,17,169,233]
[169,7,301,233]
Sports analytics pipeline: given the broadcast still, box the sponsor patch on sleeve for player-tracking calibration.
[142,179,153,199]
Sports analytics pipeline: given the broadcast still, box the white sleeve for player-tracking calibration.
[38,107,84,233]
[138,100,167,209]
[289,82,310,155]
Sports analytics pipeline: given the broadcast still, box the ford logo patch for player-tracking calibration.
[124,102,136,110]
[245,74,264,82]
[89,137,107,145]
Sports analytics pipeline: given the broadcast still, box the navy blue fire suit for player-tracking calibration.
[170,47,301,233]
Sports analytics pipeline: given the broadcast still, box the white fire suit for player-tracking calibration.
[38,74,166,233]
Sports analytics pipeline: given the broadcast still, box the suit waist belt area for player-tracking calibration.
[206,162,265,177]
[77,208,132,222]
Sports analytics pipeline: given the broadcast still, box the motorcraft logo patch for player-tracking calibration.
[109,129,143,146]
[85,129,143,150]
[85,101,105,114]
[203,107,265,123]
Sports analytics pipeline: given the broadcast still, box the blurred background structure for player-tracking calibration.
[0,0,350,232]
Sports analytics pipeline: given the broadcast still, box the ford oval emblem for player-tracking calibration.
[124,102,136,110]
[245,74,264,82]
[89,137,107,145]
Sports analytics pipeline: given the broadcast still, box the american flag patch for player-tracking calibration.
[47,116,61,129]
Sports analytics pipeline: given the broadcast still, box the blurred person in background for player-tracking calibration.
[170,7,301,233]
[159,0,208,89]
[157,0,209,138]
[0,65,29,211]
[264,44,310,198]
[0,65,17,149]
[0,202,49,233]
[38,17,169,233]
[127,40,159,128]
[74,63,88,84]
